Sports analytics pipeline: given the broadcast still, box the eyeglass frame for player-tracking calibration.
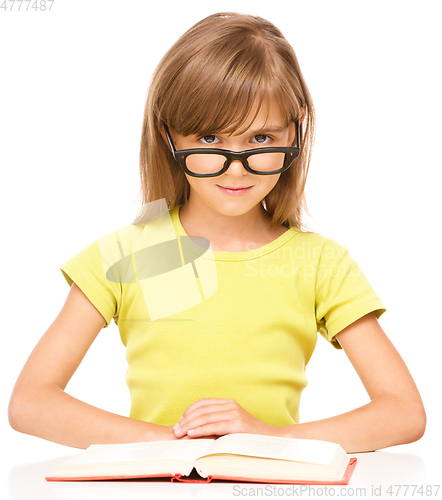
[162,121,301,178]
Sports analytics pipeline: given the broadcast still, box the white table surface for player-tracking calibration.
[5,440,441,500]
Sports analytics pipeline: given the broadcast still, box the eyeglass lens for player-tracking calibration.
[185,152,286,174]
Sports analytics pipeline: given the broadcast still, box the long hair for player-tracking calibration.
[134,12,316,231]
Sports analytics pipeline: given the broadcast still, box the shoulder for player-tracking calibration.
[288,227,349,260]
[96,223,146,252]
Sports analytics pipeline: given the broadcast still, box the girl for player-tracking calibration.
[8,12,425,453]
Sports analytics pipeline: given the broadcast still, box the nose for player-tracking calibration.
[225,158,248,173]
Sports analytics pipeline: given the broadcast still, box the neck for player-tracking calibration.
[178,199,276,252]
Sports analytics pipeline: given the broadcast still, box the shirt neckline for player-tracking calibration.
[170,204,299,262]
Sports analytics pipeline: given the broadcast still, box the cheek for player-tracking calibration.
[185,175,210,192]
[184,173,196,186]
[265,174,282,192]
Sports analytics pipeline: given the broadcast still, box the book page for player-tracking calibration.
[199,433,339,465]
[59,439,215,466]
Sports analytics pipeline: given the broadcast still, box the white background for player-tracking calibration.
[1,0,441,498]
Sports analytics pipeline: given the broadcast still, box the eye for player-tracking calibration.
[251,134,272,145]
[199,135,221,145]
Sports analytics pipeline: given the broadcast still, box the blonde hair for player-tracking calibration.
[134,12,316,231]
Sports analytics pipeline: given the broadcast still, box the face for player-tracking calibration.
[162,101,298,222]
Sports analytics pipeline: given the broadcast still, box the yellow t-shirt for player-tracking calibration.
[59,203,386,427]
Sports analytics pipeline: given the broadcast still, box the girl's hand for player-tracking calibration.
[172,398,278,439]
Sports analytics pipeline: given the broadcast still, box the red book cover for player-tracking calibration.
[46,457,357,484]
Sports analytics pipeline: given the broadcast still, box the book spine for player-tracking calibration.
[172,473,213,483]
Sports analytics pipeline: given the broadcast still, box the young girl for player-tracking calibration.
[8,12,425,454]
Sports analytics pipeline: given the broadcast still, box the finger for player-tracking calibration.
[183,402,237,424]
[178,434,219,440]
[181,398,235,419]
[175,409,236,437]
[185,419,239,438]
[175,403,238,437]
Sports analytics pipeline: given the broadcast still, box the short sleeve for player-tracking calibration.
[315,238,386,349]
[59,231,123,329]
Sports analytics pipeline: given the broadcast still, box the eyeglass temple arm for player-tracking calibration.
[162,123,177,157]
[294,120,301,149]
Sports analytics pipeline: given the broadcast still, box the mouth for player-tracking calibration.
[216,185,253,196]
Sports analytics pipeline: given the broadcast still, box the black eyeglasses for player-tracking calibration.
[163,122,301,178]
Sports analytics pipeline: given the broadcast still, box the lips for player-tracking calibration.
[218,186,252,189]
[217,185,253,196]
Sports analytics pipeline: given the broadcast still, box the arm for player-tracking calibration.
[277,312,427,452]
[8,283,177,449]
[173,313,426,453]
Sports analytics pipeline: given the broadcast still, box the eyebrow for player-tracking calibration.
[227,125,286,137]
[194,125,287,139]
[249,125,286,134]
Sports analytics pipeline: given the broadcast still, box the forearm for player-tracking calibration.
[278,393,426,453]
[8,383,175,449]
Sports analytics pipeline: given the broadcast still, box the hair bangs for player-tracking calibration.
[162,34,299,139]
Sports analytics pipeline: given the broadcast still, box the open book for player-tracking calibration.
[46,433,356,484]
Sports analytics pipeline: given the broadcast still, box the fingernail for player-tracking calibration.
[188,429,195,435]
